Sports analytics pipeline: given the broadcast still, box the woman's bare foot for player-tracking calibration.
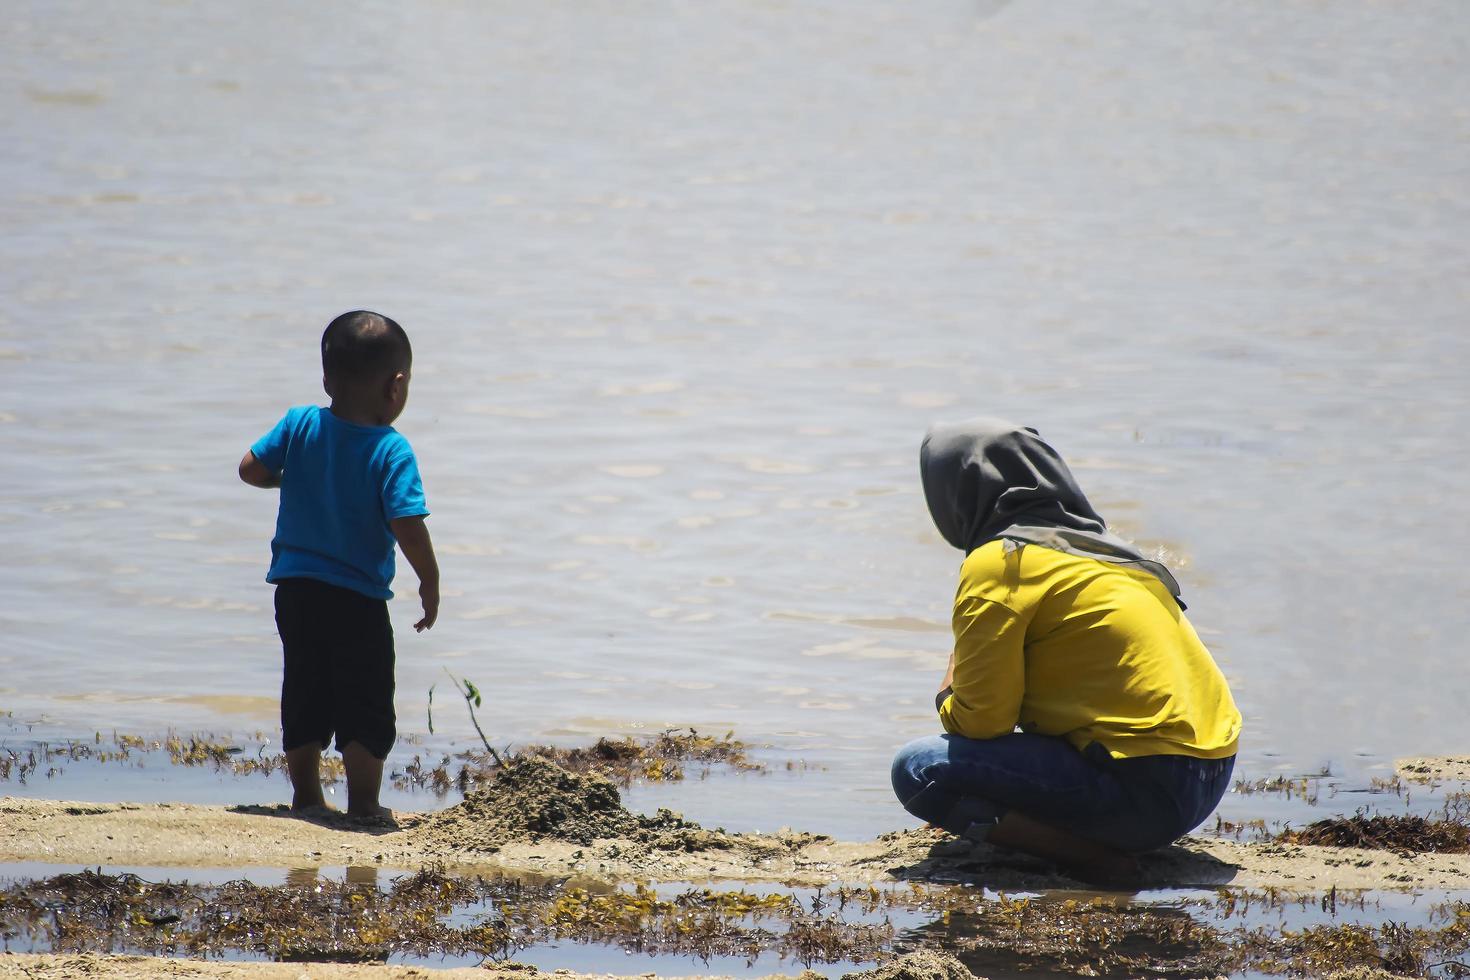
[988,811,1142,888]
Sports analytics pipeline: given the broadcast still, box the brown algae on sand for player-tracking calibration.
[0,868,890,967]
[0,868,510,962]
[1276,793,1470,855]
[394,727,762,797]
[1399,757,1470,783]
[0,731,344,786]
[5,869,1470,976]
[536,882,890,965]
[531,728,762,783]
[0,728,759,804]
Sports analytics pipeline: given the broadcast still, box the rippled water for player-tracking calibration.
[2,1,1467,838]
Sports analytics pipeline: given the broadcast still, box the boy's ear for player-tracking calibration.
[386,370,408,400]
[322,373,335,398]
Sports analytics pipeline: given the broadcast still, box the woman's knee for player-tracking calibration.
[890,735,950,806]
[891,734,1009,834]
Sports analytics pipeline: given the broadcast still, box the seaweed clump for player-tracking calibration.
[411,756,731,852]
[1278,798,1470,855]
[528,728,762,784]
[1233,917,1470,978]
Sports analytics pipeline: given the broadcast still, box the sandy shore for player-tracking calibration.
[1398,755,1470,782]
[0,948,1407,980]
[4,796,1470,893]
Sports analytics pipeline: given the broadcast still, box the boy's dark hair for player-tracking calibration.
[321,310,412,384]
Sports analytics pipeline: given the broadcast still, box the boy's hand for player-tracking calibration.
[415,580,439,632]
[390,514,441,634]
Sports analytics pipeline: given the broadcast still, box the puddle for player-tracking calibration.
[0,865,891,976]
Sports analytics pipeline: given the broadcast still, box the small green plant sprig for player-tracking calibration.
[428,668,504,766]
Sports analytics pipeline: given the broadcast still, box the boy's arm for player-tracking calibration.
[390,515,440,632]
[238,450,280,489]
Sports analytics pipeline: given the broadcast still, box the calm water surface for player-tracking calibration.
[2,1,1468,837]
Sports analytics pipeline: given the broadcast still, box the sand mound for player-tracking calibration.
[843,951,980,980]
[415,757,635,848]
[412,756,731,852]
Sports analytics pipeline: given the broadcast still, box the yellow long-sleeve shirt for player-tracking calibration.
[938,540,1241,760]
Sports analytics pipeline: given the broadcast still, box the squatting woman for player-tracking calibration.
[891,419,1241,880]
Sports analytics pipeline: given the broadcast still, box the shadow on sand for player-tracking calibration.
[226,802,409,836]
[887,835,1239,893]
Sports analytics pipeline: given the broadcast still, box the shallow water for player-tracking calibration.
[2,1,1468,840]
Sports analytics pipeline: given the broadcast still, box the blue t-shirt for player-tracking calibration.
[251,405,428,599]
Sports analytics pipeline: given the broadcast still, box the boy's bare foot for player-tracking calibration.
[341,740,388,821]
[346,804,398,830]
[286,742,328,810]
[291,802,339,820]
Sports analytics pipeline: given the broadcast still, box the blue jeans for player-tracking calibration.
[891,733,1234,854]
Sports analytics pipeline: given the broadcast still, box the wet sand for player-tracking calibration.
[1398,755,1470,782]
[0,953,788,980]
[4,795,1470,893]
[0,946,1410,980]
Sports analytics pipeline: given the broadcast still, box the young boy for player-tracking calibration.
[239,310,440,823]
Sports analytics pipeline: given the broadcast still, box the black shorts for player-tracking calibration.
[274,577,396,760]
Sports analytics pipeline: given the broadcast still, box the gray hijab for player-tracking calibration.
[920,417,1184,607]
